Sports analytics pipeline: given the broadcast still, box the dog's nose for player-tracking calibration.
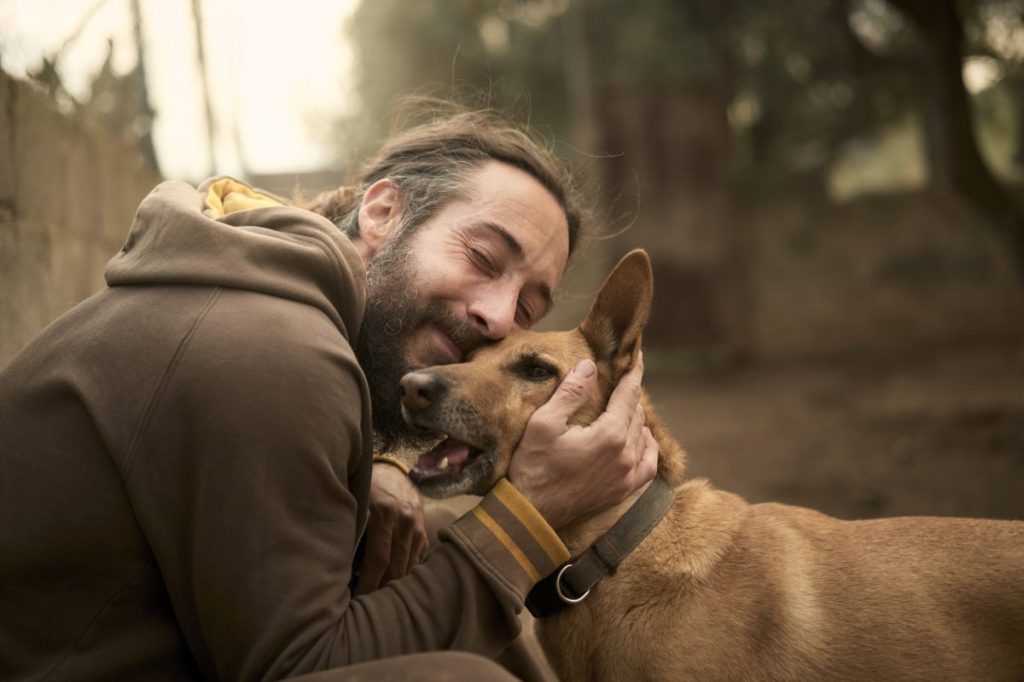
[400,371,447,412]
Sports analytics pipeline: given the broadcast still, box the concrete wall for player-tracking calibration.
[0,73,160,367]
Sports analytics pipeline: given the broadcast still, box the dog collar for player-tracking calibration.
[526,474,675,618]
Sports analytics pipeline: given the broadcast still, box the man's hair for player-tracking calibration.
[302,101,584,258]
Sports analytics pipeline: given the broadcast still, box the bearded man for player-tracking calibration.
[0,107,657,681]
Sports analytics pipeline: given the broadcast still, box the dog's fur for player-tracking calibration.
[400,250,1024,681]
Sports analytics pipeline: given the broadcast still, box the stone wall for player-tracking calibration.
[0,73,160,367]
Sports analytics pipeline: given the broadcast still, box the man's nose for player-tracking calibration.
[467,285,518,340]
[401,371,448,412]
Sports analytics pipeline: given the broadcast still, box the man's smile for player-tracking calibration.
[412,324,464,367]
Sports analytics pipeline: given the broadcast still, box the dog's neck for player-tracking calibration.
[559,480,655,556]
[559,398,686,556]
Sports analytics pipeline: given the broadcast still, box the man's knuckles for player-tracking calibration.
[590,420,628,453]
[612,453,636,478]
[524,412,561,441]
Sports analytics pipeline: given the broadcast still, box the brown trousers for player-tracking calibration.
[290,652,518,681]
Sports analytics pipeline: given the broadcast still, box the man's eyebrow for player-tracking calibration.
[470,221,553,314]
[475,221,524,260]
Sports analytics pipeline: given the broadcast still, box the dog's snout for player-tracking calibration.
[401,372,447,412]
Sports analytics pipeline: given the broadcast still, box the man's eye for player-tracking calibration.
[516,302,534,328]
[470,248,497,276]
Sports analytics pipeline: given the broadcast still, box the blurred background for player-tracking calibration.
[1,0,1022,520]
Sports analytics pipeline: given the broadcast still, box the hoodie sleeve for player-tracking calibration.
[121,287,567,681]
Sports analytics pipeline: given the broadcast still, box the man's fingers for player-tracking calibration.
[600,354,644,424]
[354,517,391,595]
[626,402,645,457]
[355,509,430,593]
[632,427,659,486]
[532,359,598,426]
[411,530,429,567]
[385,525,414,583]
[412,516,429,564]
[395,511,429,580]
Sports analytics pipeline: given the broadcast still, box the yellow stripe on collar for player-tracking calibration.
[204,178,283,218]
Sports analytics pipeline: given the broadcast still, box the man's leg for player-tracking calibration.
[288,652,519,681]
[495,616,556,682]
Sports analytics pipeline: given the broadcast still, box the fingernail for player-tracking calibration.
[574,359,596,377]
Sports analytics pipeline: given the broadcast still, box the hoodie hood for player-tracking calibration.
[106,179,366,342]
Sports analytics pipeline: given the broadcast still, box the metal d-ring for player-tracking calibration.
[555,563,590,604]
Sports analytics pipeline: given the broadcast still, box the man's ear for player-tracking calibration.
[579,249,653,374]
[356,179,402,258]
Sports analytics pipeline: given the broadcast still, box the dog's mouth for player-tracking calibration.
[401,398,495,493]
[411,433,485,482]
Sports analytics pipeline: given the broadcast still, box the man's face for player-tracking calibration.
[357,160,570,448]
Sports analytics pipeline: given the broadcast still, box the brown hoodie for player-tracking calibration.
[0,180,569,680]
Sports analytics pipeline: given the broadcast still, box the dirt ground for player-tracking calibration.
[645,341,1024,521]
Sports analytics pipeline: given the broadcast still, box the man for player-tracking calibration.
[0,108,657,680]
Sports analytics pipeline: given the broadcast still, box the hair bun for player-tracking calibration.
[303,186,359,227]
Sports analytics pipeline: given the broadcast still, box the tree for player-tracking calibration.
[883,0,1023,279]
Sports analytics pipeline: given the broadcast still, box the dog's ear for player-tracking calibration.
[579,249,653,375]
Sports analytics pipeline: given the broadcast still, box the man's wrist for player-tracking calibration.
[441,479,570,600]
[372,454,412,475]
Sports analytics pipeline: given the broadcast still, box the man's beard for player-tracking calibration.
[355,234,486,452]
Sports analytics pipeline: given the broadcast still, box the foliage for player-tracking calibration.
[339,0,1022,189]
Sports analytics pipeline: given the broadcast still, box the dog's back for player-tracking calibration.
[539,473,1024,681]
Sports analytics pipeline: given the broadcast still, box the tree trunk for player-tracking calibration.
[887,0,1024,284]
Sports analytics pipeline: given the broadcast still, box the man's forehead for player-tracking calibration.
[465,161,570,278]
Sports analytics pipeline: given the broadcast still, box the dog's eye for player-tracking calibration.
[507,356,557,382]
[528,364,553,379]
[510,356,558,382]
[519,362,556,382]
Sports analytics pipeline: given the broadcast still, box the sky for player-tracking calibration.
[0,0,360,180]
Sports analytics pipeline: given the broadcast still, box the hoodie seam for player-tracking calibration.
[299,230,350,337]
[39,563,152,681]
[219,204,353,335]
[120,287,223,478]
[251,217,353,340]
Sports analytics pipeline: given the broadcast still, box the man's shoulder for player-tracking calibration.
[142,285,371,461]
[184,287,362,378]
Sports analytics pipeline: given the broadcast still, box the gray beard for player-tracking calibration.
[355,234,486,452]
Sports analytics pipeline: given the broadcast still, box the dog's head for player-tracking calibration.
[399,249,654,497]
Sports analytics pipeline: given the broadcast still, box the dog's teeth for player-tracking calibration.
[439,456,449,470]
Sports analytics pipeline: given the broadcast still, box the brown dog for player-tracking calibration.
[399,250,1024,681]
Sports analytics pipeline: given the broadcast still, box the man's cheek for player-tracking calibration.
[403,327,444,370]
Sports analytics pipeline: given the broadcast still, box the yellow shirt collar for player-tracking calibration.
[204,177,283,218]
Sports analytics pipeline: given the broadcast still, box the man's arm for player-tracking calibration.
[122,291,567,680]
[354,462,428,595]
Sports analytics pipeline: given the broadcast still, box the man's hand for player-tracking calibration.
[508,354,658,530]
[354,463,428,595]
